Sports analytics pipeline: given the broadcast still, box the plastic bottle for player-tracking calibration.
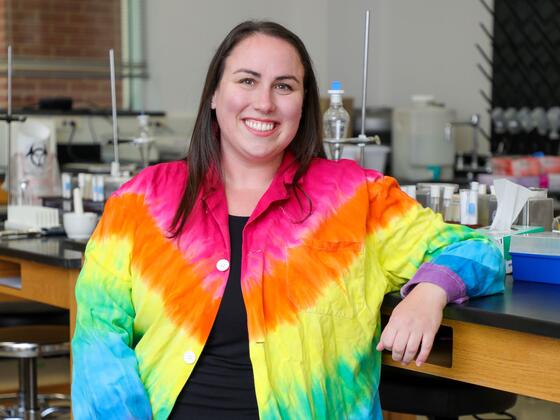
[323,80,350,140]
[460,189,478,225]
[429,185,441,214]
[442,185,454,222]
[477,184,490,226]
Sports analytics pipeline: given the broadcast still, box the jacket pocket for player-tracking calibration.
[286,240,363,319]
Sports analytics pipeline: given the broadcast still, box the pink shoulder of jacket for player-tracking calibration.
[112,160,188,198]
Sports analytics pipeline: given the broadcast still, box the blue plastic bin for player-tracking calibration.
[510,252,560,285]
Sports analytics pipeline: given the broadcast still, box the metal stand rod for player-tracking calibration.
[358,143,365,166]
[4,45,12,198]
[18,355,26,413]
[109,49,120,177]
[21,358,40,419]
[324,136,381,162]
[1,46,26,203]
[359,10,370,138]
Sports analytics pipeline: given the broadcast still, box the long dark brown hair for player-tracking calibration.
[170,20,325,237]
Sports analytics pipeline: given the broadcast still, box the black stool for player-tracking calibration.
[0,303,68,329]
[380,366,517,420]
[0,302,70,419]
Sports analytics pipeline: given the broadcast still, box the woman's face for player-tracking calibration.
[212,34,305,166]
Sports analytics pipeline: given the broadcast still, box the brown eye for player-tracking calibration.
[275,83,293,93]
[239,78,256,87]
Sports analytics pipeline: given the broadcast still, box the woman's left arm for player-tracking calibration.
[367,175,505,365]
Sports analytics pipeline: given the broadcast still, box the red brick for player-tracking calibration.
[1,0,121,108]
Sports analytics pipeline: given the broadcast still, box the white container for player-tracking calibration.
[9,120,61,204]
[510,232,560,256]
[5,205,60,230]
[63,212,98,240]
[339,144,390,172]
[392,95,456,181]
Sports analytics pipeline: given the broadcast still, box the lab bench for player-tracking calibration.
[0,237,558,404]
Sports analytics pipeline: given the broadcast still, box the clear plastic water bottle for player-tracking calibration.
[323,80,350,140]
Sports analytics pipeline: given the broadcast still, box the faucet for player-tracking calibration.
[445,114,480,171]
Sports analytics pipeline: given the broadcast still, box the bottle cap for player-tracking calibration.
[443,185,454,199]
[328,80,344,94]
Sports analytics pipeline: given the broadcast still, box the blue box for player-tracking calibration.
[510,252,560,285]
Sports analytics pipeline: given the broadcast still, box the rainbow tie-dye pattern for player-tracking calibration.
[72,154,505,419]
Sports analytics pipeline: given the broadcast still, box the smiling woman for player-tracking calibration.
[212,34,306,216]
[170,21,325,234]
[213,35,304,169]
[71,20,506,420]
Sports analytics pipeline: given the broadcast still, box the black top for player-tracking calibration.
[169,215,259,419]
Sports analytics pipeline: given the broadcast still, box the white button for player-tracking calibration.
[216,259,230,272]
[183,351,196,364]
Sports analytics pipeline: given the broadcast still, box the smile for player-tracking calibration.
[243,119,277,133]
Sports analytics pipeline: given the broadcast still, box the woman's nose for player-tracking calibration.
[253,87,276,114]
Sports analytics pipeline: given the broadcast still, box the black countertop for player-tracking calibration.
[0,237,82,269]
[0,237,558,339]
[382,276,560,339]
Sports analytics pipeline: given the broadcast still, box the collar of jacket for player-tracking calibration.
[201,151,300,220]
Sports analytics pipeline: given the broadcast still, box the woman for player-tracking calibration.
[71,21,504,419]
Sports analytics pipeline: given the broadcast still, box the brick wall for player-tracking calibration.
[0,2,5,50]
[0,0,122,109]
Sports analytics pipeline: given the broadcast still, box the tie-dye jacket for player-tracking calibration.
[71,153,505,419]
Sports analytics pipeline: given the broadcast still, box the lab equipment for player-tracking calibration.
[428,185,441,214]
[323,81,350,140]
[92,175,105,202]
[392,95,456,181]
[510,232,560,284]
[323,10,383,168]
[446,114,482,172]
[477,189,493,227]
[400,185,416,200]
[2,46,64,231]
[109,49,120,177]
[514,196,554,231]
[73,187,84,214]
[460,189,478,225]
[61,173,72,199]
[5,205,60,230]
[63,211,97,240]
[442,186,455,222]
[133,114,156,168]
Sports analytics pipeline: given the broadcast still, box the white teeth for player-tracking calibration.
[245,119,274,132]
